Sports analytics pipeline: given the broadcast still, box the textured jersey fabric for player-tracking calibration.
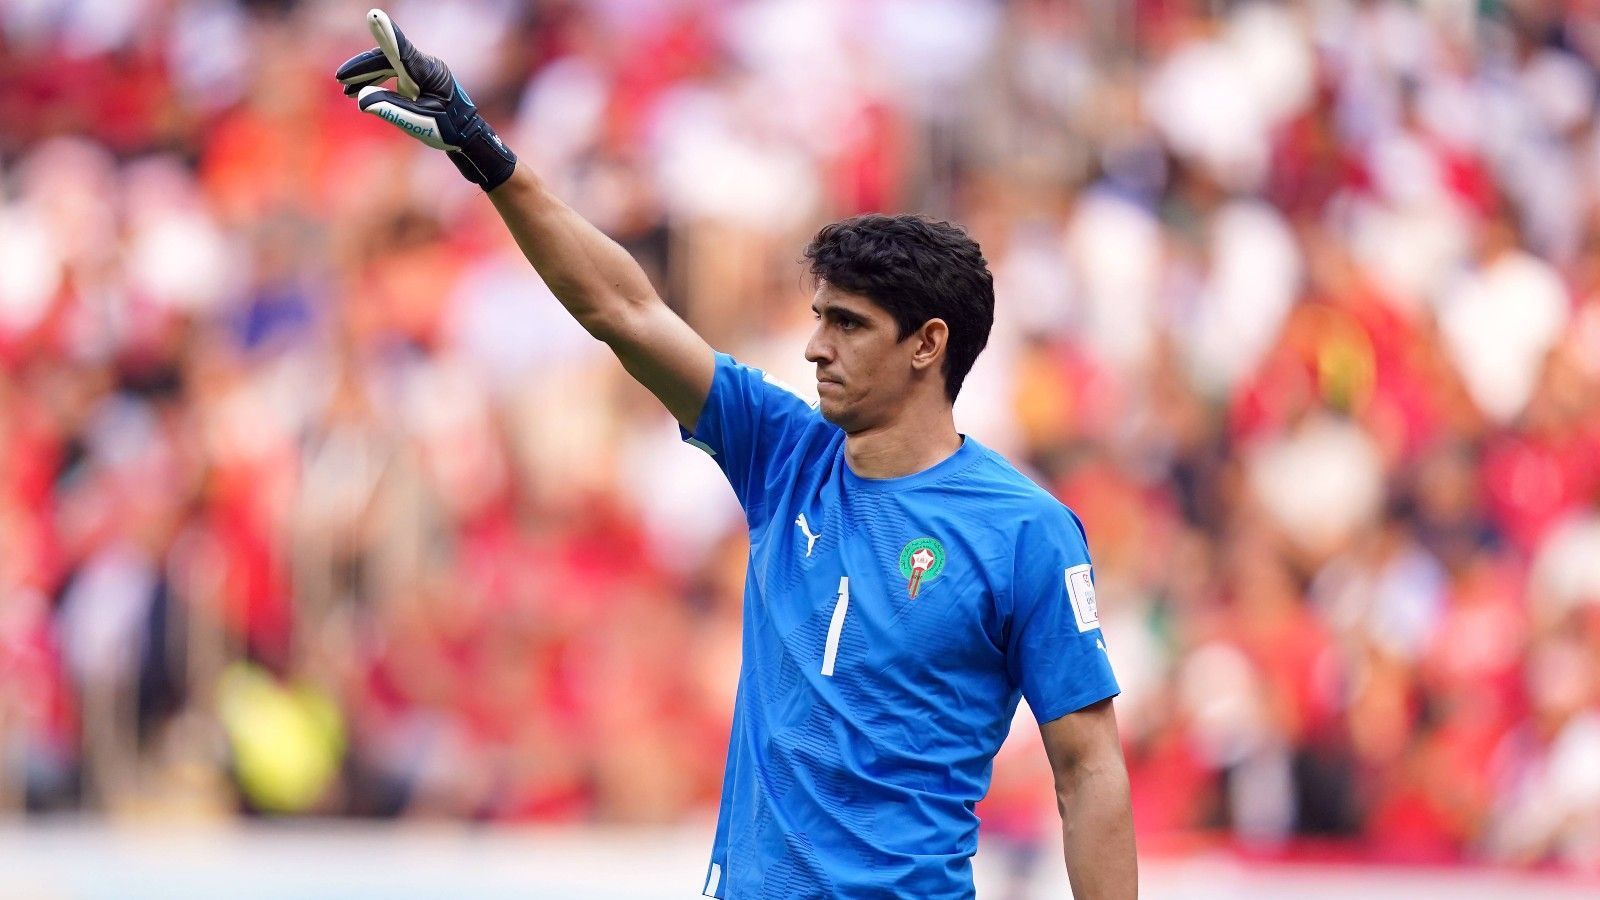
[686,353,1119,899]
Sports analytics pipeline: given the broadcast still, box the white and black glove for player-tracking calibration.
[335,8,518,191]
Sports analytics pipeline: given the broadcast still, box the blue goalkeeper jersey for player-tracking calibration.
[684,353,1119,899]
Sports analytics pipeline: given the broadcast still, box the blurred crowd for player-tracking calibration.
[3,0,1600,877]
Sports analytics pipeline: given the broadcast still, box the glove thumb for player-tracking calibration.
[357,86,458,151]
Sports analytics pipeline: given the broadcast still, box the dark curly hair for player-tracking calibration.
[802,214,995,403]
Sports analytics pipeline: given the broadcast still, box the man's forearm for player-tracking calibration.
[486,163,661,341]
[1059,759,1137,898]
[338,10,713,428]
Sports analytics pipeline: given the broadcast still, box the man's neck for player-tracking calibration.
[843,406,963,480]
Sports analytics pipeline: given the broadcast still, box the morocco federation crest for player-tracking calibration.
[898,537,947,599]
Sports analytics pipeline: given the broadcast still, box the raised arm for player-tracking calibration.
[1039,698,1137,899]
[335,9,713,429]
[485,166,713,429]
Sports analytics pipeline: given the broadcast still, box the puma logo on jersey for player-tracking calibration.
[795,513,821,557]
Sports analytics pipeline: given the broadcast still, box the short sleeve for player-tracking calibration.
[1006,504,1120,724]
[682,352,822,523]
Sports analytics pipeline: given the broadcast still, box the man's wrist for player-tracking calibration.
[449,126,517,192]
[482,159,531,198]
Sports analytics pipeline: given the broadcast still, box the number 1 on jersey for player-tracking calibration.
[821,576,849,676]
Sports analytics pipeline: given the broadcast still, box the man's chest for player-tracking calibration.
[748,489,1005,681]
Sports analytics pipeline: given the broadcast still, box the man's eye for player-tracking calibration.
[839,319,858,331]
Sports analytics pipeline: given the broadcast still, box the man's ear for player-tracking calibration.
[910,318,949,373]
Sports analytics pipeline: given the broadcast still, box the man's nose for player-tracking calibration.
[805,329,830,365]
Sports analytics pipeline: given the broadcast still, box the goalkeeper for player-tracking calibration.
[336,10,1136,898]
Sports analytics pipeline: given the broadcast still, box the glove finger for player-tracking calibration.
[366,9,420,100]
[356,85,449,117]
[356,86,458,151]
[335,47,391,85]
[343,72,392,98]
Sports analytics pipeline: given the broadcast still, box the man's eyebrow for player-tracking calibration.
[812,303,868,320]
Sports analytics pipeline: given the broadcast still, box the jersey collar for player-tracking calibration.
[842,434,981,493]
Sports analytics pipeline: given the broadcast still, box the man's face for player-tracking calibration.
[804,283,918,432]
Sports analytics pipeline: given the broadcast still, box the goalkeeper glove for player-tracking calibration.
[334,8,518,191]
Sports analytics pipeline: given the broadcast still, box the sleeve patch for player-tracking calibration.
[1065,564,1099,632]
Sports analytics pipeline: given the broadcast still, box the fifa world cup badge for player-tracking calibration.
[898,537,947,598]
